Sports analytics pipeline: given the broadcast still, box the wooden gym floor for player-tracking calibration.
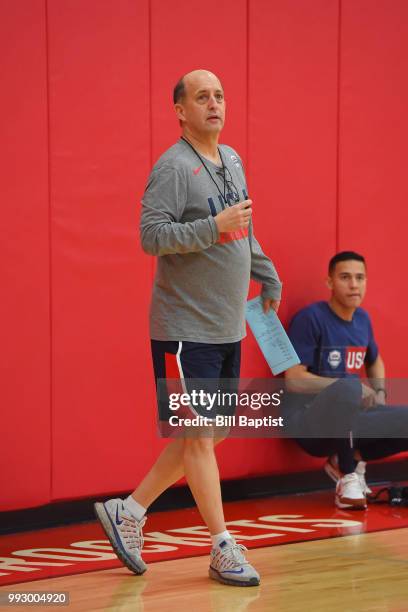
[1,489,408,611]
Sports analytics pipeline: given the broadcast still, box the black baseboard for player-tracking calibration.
[1,459,407,535]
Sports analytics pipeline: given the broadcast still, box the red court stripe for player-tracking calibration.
[1,488,408,586]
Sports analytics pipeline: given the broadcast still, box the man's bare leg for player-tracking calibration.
[183,436,226,535]
[130,436,225,509]
[181,433,260,586]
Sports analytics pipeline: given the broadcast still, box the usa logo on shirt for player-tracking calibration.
[327,350,342,369]
[345,346,367,374]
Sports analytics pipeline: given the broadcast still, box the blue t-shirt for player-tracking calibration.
[288,301,378,378]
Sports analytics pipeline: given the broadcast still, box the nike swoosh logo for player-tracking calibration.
[221,568,245,574]
[193,165,203,175]
[115,506,123,525]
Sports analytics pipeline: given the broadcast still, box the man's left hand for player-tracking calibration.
[362,384,377,409]
[262,298,280,314]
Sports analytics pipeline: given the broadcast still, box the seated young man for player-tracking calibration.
[284,251,408,510]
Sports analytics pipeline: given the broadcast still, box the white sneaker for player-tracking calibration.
[209,538,260,587]
[325,456,373,497]
[335,473,367,510]
[94,498,147,574]
[355,461,372,496]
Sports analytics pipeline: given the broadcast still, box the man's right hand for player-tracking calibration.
[214,200,252,233]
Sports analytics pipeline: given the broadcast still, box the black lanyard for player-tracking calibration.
[181,136,229,205]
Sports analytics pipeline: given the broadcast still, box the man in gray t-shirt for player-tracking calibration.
[94,69,282,587]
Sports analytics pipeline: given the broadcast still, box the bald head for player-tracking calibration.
[173,70,223,103]
[173,69,226,137]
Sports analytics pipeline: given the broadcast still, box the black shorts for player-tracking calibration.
[151,340,241,424]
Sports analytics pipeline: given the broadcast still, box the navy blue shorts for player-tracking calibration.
[151,340,241,422]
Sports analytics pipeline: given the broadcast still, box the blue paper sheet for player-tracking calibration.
[245,297,300,375]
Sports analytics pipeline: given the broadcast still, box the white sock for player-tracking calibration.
[211,530,232,547]
[123,495,146,521]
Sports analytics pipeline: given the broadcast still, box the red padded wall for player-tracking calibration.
[338,0,408,376]
[0,1,51,510]
[2,0,408,511]
[47,0,153,499]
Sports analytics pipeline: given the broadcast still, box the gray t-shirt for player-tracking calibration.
[140,139,282,343]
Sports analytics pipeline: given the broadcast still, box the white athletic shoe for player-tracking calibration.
[325,456,373,497]
[209,538,260,587]
[94,498,147,574]
[335,473,367,510]
[355,461,373,496]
